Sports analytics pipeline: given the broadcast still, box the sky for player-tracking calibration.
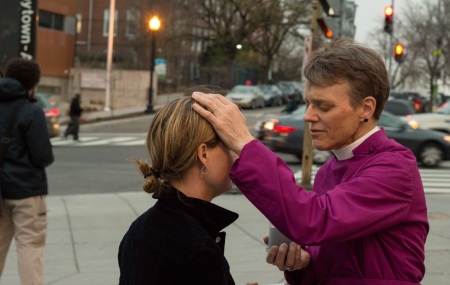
[353,0,422,44]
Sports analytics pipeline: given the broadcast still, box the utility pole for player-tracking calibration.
[105,0,115,113]
[388,0,394,84]
[301,0,321,190]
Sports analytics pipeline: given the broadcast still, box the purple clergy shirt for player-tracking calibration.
[230,129,429,285]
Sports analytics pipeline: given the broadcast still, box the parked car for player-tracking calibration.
[34,92,60,138]
[257,84,284,106]
[253,105,306,140]
[263,109,450,167]
[384,99,416,120]
[390,91,426,112]
[225,85,265,109]
[277,81,304,104]
[407,99,450,134]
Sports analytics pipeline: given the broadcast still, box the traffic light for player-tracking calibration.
[317,18,333,38]
[394,43,404,63]
[384,6,393,34]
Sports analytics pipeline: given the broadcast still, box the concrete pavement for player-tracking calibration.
[2,93,450,285]
[2,192,287,285]
[3,191,450,285]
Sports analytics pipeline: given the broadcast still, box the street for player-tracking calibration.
[44,106,450,285]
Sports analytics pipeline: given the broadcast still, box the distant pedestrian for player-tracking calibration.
[283,95,298,114]
[64,93,83,141]
[0,58,54,285]
[118,89,240,284]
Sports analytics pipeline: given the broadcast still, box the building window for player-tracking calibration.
[126,9,140,39]
[39,10,64,31]
[103,9,118,37]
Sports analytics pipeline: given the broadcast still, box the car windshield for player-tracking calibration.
[34,93,52,111]
[230,86,253,94]
[258,85,270,90]
[291,105,307,118]
[378,111,408,129]
[437,101,450,114]
[384,100,414,116]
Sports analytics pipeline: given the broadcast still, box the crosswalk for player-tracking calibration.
[50,135,146,146]
[294,166,450,194]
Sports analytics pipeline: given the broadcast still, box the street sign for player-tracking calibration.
[0,0,38,68]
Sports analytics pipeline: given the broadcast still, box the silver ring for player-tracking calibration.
[211,106,218,113]
[286,266,294,271]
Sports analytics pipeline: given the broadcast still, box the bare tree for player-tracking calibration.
[397,0,449,107]
[248,0,310,83]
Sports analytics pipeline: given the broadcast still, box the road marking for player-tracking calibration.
[294,167,450,194]
[51,136,144,147]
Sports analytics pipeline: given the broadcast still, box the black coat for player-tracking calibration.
[0,78,54,199]
[118,186,238,285]
[69,96,82,117]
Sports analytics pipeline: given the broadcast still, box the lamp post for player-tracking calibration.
[144,16,161,114]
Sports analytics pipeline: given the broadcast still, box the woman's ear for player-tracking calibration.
[197,143,208,165]
[361,96,376,118]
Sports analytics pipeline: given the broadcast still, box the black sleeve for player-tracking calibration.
[26,108,54,167]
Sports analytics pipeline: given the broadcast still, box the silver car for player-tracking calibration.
[407,100,450,133]
[225,85,265,109]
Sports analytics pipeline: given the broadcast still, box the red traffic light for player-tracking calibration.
[317,18,333,38]
[385,6,393,17]
[394,43,404,63]
[384,6,393,34]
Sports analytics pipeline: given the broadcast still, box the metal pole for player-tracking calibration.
[388,0,394,85]
[300,0,321,191]
[145,31,156,113]
[105,0,115,112]
[87,0,93,53]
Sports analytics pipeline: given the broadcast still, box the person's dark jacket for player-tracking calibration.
[69,96,82,117]
[0,78,54,199]
[285,99,298,114]
[118,185,239,285]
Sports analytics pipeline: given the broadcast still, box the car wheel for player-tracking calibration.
[420,142,443,167]
[251,100,257,109]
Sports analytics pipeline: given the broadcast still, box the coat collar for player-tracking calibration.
[153,185,239,237]
[351,127,388,157]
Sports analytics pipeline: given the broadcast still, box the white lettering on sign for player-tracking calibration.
[20,0,35,59]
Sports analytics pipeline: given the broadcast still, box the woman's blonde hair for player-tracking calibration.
[135,87,220,195]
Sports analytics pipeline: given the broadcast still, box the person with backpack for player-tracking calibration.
[0,58,54,285]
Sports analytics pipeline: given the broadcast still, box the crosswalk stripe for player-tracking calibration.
[117,140,146,146]
[51,136,144,146]
[294,168,450,194]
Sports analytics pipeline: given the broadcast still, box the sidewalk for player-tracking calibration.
[2,192,285,285]
[3,191,449,285]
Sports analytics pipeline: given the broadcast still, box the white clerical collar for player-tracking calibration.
[332,126,380,161]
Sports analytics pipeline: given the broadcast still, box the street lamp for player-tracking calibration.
[144,16,161,114]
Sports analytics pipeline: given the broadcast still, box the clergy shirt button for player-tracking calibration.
[215,236,221,243]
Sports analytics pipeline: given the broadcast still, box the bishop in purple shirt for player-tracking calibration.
[192,38,429,285]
